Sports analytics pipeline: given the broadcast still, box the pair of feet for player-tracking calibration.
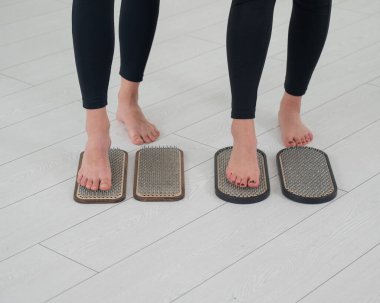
[76,90,313,192]
[226,93,313,188]
[76,80,160,191]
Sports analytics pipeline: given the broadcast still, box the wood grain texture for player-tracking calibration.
[300,244,380,303]
[0,245,94,303]
[0,0,379,302]
[174,174,380,303]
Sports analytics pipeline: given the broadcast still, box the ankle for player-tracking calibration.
[231,119,257,145]
[118,91,138,105]
[86,121,110,133]
[86,109,110,132]
[280,93,302,114]
[118,78,139,106]
[86,127,110,143]
[86,132,111,151]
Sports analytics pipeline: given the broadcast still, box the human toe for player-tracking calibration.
[91,178,100,191]
[248,177,259,188]
[131,133,144,145]
[80,176,88,187]
[99,178,112,191]
[85,178,93,190]
[239,178,248,187]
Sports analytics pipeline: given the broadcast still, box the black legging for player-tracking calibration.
[72,0,160,109]
[227,0,332,119]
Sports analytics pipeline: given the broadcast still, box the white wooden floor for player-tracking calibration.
[1,0,380,302]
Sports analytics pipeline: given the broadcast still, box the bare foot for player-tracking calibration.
[76,109,112,191]
[278,92,313,147]
[226,119,260,188]
[116,79,160,145]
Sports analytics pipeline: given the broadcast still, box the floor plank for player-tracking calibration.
[0,74,80,128]
[336,0,380,15]
[325,119,380,191]
[43,179,344,303]
[0,245,94,303]
[0,102,85,165]
[300,244,380,303]
[0,8,69,46]
[0,0,66,26]
[0,28,71,70]
[370,76,380,87]
[173,173,380,303]
[0,178,114,261]
[0,74,30,97]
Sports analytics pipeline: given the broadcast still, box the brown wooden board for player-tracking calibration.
[133,147,185,202]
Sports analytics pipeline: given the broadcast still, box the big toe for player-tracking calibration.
[285,137,296,147]
[308,132,314,141]
[248,177,260,188]
[150,124,160,137]
[130,133,144,145]
[142,132,153,144]
[304,134,311,144]
[99,178,112,191]
[148,127,160,141]
[148,131,158,142]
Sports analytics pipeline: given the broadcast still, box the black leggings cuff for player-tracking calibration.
[82,99,108,110]
[231,109,256,119]
[284,84,306,97]
[119,70,143,83]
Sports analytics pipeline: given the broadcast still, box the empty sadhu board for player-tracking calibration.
[133,146,185,202]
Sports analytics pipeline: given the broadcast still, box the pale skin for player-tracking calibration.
[76,77,160,191]
[226,92,313,188]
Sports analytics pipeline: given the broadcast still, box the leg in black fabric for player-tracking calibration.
[227,0,277,119]
[285,0,332,95]
[279,0,332,147]
[72,0,115,109]
[73,0,162,191]
[116,0,161,145]
[119,0,160,82]
[226,0,276,188]
[72,0,114,191]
